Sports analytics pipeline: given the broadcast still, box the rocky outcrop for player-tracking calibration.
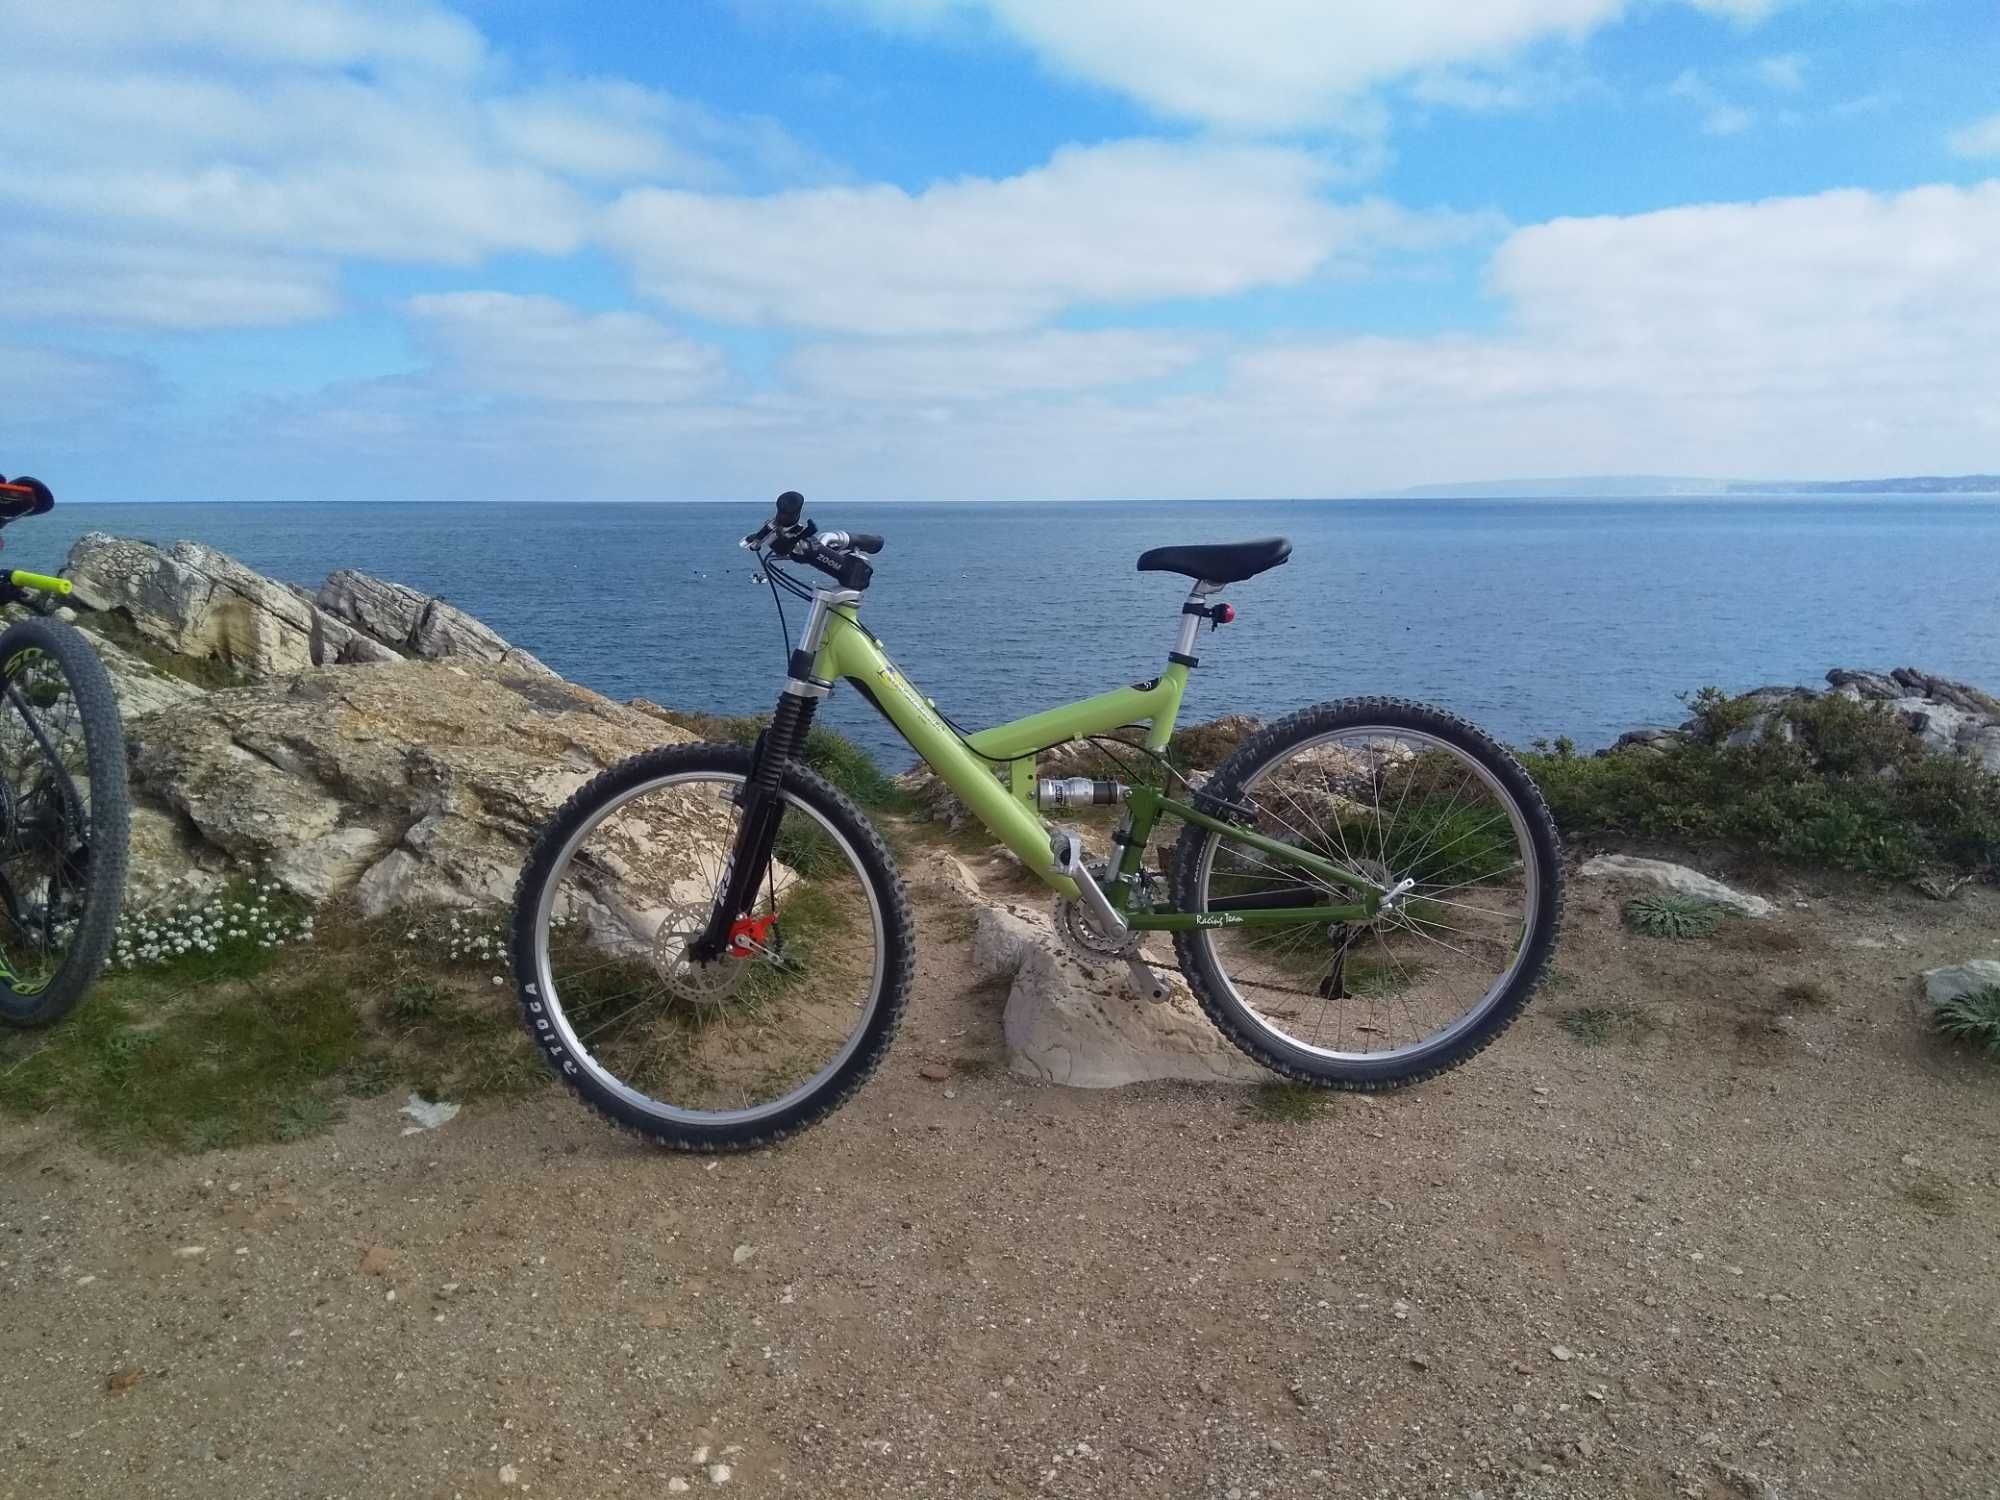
[1606,667,2000,772]
[63,534,396,677]
[972,903,1267,1086]
[61,534,547,683]
[1578,854,1776,918]
[127,660,692,913]
[316,570,552,676]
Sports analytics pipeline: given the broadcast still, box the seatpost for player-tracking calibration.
[1170,580,1223,667]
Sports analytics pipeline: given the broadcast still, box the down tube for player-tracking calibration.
[813,609,1078,896]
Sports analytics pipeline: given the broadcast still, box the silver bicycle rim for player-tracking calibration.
[531,770,887,1128]
[1192,725,1541,1064]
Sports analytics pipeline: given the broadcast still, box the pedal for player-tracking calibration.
[1124,953,1171,1004]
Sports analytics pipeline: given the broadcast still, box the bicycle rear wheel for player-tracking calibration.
[1171,698,1563,1088]
[0,616,130,1027]
[511,742,912,1151]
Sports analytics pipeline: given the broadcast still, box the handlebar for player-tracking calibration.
[740,491,886,590]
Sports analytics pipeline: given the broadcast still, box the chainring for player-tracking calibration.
[1052,894,1132,966]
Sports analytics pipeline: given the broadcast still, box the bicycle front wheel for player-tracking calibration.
[511,742,913,1151]
[1171,698,1563,1088]
[0,616,130,1027]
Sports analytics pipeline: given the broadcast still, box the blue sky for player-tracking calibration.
[3,0,1996,500]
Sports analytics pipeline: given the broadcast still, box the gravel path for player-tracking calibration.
[3,874,1996,1498]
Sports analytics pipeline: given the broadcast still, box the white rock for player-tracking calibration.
[707,1463,732,1484]
[1922,961,2000,1009]
[1578,854,1775,918]
[973,906,1266,1088]
[399,1095,460,1131]
[667,1481,690,1494]
[498,1464,518,1485]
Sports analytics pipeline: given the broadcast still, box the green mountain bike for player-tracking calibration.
[0,476,131,1028]
[513,492,1564,1150]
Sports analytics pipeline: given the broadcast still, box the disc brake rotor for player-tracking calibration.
[649,899,752,1007]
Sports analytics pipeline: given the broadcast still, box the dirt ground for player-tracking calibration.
[3,862,1997,1500]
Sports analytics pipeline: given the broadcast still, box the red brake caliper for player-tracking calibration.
[725,914,777,959]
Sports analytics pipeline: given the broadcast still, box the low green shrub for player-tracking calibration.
[1623,892,1724,939]
[1931,985,2000,1060]
[1525,686,2000,878]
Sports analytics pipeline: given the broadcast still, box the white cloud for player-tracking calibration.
[1669,69,1754,135]
[0,343,159,432]
[405,293,725,404]
[787,330,1203,401]
[0,1,821,328]
[232,179,2000,500]
[1754,52,1807,93]
[1947,113,2000,159]
[0,233,337,330]
[1224,180,2000,485]
[0,0,486,74]
[604,140,1489,335]
[829,0,1784,129]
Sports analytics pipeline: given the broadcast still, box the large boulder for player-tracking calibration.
[317,570,553,677]
[63,534,397,677]
[127,660,694,913]
[1578,854,1776,918]
[970,903,1267,1088]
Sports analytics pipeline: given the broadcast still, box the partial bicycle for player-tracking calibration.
[0,475,131,1028]
[513,491,1564,1149]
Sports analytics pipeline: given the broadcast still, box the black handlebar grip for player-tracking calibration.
[775,490,804,524]
[847,533,885,554]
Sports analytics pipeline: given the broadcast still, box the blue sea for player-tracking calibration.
[12,497,1997,768]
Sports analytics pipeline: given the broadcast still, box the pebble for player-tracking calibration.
[172,1246,206,1259]
[667,1481,690,1494]
[1391,1299,1412,1320]
[692,1446,710,1464]
[499,1463,518,1485]
[1900,1154,1921,1168]
[1551,1344,1575,1362]
[707,1462,732,1484]
[732,1245,756,1266]
[919,1062,950,1081]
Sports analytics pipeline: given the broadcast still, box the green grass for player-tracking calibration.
[1556,1004,1657,1045]
[1523,685,2000,878]
[1622,892,1724,939]
[1930,984,2000,1060]
[1242,1081,1332,1123]
[0,902,547,1155]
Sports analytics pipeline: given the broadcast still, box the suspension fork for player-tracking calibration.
[687,686,820,961]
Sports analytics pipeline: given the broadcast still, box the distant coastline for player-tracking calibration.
[1401,472,2000,499]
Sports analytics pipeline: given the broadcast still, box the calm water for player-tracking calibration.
[14,498,1997,767]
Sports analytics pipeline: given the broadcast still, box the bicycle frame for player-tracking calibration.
[799,590,1382,930]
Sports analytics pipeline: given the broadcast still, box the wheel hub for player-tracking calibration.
[650,900,751,1007]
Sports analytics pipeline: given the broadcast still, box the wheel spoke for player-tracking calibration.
[525,766,895,1133]
[1187,716,1548,1068]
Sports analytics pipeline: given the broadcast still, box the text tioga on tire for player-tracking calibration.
[510,742,913,1152]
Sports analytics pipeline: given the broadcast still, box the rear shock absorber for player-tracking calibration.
[1035,778,1126,812]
